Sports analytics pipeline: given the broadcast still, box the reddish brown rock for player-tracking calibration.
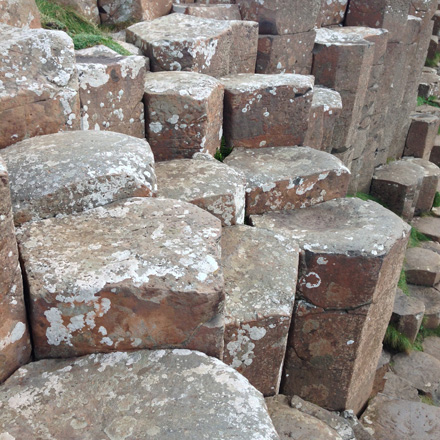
[173,3,241,19]
[430,135,440,167]
[251,198,411,412]
[0,24,80,149]
[0,0,41,28]
[99,0,173,24]
[52,0,100,24]
[381,371,420,402]
[371,349,391,398]
[221,74,314,149]
[0,131,156,225]
[404,112,440,160]
[419,67,440,98]
[405,246,440,286]
[156,157,246,226]
[427,35,439,60]
[76,47,148,138]
[407,284,440,328]
[224,146,350,216]
[229,21,259,74]
[0,158,31,383]
[434,10,440,36]
[412,216,440,242]
[409,0,438,23]
[317,0,349,27]
[423,336,440,361]
[144,71,224,161]
[222,226,299,396]
[256,31,316,75]
[17,198,224,360]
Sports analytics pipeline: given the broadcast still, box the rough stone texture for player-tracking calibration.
[236,0,321,35]
[144,71,224,161]
[361,395,440,440]
[0,158,31,383]
[173,3,241,19]
[404,246,440,286]
[0,24,80,150]
[256,31,316,75]
[76,48,147,138]
[381,371,421,402]
[339,410,375,440]
[53,0,100,24]
[17,198,225,360]
[317,0,348,27]
[222,226,299,396]
[370,160,424,221]
[221,74,314,149]
[407,284,440,328]
[404,112,440,160]
[99,0,173,24]
[423,336,440,361]
[370,349,391,398]
[251,198,411,412]
[304,86,343,152]
[0,0,41,28]
[266,395,343,440]
[0,350,280,439]
[224,146,350,216]
[427,35,439,60]
[155,158,246,226]
[229,20,259,74]
[409,0,438,23]
[420,239,440,255]
[126,14,232,77]
[1,131,156,225]
[418,67,440,98]
[434,10,440,36]
[391,288,425,342]
[430,136,440,167]
[412,216,440,242]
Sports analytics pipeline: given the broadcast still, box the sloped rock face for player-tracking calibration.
[0,0,41,28]
[76,48,148,138]
[53,0,100,24]
[251,198,410,412]
[0,24,80,149]
[17,198,224,360]
[0,158,31,383]
[222,226,299,396]
[404,247,440,286]
[412,216,440,242]
[1,131,156,225]
[144,71,224,160]
[99,0,173,23]
[0,350,280,439]
[156,158,246,226]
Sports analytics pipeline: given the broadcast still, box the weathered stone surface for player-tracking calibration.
[0,158,31,383]
[222,226,299,396]
[17,198,224,359]
[370,160,424,221]
[256,31,316,75]
[430,135,440,166]
[419,67,440,98]
[427,35,439,60]
[251,198,410,412]
[0,24,80,149]
[53,0,100,24]
[361,395,440,440]
[236,0,321,35]
[405,247,440,286]
[412,216,440,242]
[144,71,224,160]
[404,112,440,160]
[0,350,280,439]
[1,131,156,225]
[76,48,147,138]
[409,0,438,23]
[420,239,440,255]
[317,0,348,27]
[156,158,246,226]
[266,395,343,440]
[434,10,440,36]
[407,284,440,328]
[173,3,241,19]
[371,349,391,398]
[229,20,259,74]
[381,371,421,402]
[0,0,41,28]
[99,0,173,24]
[339,410,375,440]
[127,14,232,77]
[221,74,314,148]
[423,336,440,361]
[391,288,425,342]
[304,86,343,152]
[224,146,350,215]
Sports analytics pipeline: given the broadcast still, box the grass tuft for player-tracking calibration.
[417,95,440,108]
[398,269,410,296]
[409,226,431,248]
[346,192,388,208]
[433,192,440,208]
[214,137,233,162]
[425,53,440,68]
[383,325,414,353]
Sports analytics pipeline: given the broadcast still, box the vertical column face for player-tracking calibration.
[99,0,173,24]
[250,198,410,412]
[0,158,31,383]
[405,112,440,160]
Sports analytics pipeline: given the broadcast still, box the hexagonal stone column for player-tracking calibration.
[224,146,350,216]
[221,74,314,149]
[144,72,224,161]
[407,284,440,329]
[250,198,411,412]
[0,158,31,383]
[76,47,148,138]
[404,247,440,287]
[1,131,156,225]
[17,198,225,360]
[222,225,299,396]
[0,350,279,439]
[404,112,440,160]
[99,0,173,24]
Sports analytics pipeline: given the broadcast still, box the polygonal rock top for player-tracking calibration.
[315,27,376,46]
[312,86,343,111]
[0,350,279,440]
[373,160,425,186]
[1,131,156,224]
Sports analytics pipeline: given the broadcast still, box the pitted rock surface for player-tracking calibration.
[381,371,421,402]
[156,158,246,226]
[0,24,80,149]
[99,0,173,23]
[221,74,314,148]
[127,14,232,77]
[0,349,280,439]
[229,20,259,74]
[0,0,41,28]
[173,3,242,20]
[224,146,350,215]
[407,284,440,328]
[404,247,440,286]
[222,226,299,396]
[318,0,349,27]
[251,198,410,412]
[1,131,156,225]
[53,0,100,24]
[17,198,224,359]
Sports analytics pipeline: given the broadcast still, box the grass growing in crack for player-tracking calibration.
[417,95,440,108]
[433,192,440,208]
[425,53,440,68]
[36,0,130,55]
[398,269,410,296]
[214,137,233,162]
[383,325,414,353]
[346,192,388,208]
[408,226,431,248]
